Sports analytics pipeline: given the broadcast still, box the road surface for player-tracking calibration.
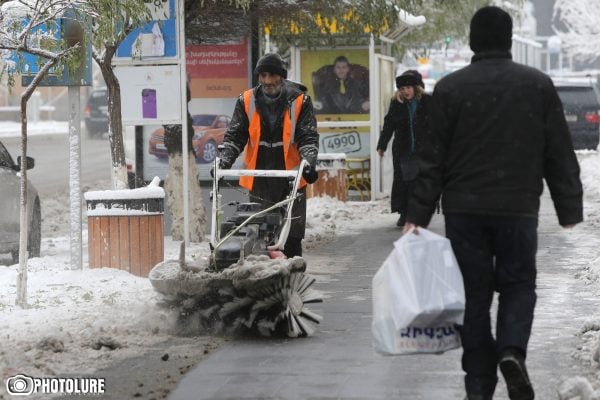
[3,131,112,197]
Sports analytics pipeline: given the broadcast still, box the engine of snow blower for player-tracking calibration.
[213,202,283,270]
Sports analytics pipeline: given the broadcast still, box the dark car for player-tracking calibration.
[0,140,41,264]
[553,79,600,150]
[84,87,109,138]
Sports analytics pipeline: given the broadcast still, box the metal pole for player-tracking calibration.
[177,0,189,246]
[68,86,82,269]
[368,35,377,201]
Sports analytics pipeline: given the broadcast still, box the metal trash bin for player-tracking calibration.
[85,178,165,277]
[306,153,347,201]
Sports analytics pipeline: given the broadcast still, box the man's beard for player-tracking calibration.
[262,83,283,98]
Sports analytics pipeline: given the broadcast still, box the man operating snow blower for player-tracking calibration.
[218,53,320,258]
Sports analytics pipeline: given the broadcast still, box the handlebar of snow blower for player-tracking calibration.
[210,156,309,253]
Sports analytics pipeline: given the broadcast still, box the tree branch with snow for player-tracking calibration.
[553,0,600,64]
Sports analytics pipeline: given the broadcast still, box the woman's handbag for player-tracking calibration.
[372,228,465,355]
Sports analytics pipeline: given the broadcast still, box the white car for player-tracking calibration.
[0,140,41,264]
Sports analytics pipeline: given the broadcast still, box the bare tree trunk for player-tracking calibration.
[16,94,30,307]
[165,152,206,242]
[15,57,60,307]
[98,46,128,189]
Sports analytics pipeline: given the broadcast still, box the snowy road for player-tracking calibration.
[2,131,112,196]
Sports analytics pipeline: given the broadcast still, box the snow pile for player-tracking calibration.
[559,376,600,400]
[304,196,391,249]
[574,153,600,283]
[562,151,600,392]
[0,261,174,383]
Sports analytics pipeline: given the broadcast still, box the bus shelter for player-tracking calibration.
[286,9,426,201]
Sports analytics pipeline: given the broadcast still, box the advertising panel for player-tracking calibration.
[115,0,177,60]
[114,64,182,125]
[300,48,370,158]
[141,39,250,182]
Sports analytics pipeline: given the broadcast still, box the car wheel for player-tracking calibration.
[202,140,217,163]
[28,198,41,258]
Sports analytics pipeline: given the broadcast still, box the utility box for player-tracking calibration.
[306,153,347,202]
[85,179,165,277]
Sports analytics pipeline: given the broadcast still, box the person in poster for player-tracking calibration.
[312,55,369,114]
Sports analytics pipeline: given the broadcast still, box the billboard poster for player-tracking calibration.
[116,0,177,60]
[142,39,250,182]
[300,49,370,158]
[115,64,182,125]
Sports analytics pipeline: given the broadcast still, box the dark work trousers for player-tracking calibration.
[250,177,307,258]
[444,213,538,397]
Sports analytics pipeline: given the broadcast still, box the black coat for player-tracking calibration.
[407,51,583,226]
[377,94,431,212]
[377,94,432,158]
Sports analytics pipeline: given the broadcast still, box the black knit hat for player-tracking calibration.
[254,53,287,78]
[469,6,513,53]
[396,70,424,89]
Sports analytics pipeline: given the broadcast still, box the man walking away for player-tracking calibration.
[403,6,583,400]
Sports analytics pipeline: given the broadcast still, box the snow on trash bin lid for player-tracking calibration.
[316,153,346,170]
[84,176,165,216]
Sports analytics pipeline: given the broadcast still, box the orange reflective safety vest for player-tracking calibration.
[240,89,307,191]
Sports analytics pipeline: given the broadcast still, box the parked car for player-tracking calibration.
[192,115,230,163]
[553,78,600,150]
[0,140,41,264]
[84,87,109,138]
[148,114,231,163]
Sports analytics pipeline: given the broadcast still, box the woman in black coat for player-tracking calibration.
[377,70,431,227]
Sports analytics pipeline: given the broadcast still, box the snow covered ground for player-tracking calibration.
[0,121,68,139]
[1,122,600,398]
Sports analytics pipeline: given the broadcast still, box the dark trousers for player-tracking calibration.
[444,213,538,396]
[250,178,306,258]
[391,178,415,215]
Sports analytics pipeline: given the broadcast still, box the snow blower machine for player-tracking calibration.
[149,157,323,338]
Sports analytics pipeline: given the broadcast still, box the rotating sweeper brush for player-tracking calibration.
[149,158,323,337]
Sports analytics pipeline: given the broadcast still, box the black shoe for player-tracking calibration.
[464,395,493,400]
[499,349,534,400]
[396,215,406,227]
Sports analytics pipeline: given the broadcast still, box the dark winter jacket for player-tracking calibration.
[407,50,583,226]
[221,80,319,169]
[377,94,432,159]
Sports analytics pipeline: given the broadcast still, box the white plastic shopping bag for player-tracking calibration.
[372,228,465,355]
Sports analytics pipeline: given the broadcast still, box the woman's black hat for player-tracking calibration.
[396,70,424,89]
